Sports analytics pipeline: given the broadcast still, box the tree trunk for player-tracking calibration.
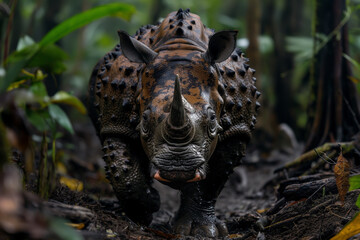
[266,0,303,131]
[149,0,163,24]
[246,0,261,86]
[305,0,360,151]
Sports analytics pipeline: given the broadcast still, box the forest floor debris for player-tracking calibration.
[1,123,360,239]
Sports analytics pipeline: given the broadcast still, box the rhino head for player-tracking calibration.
[118,30,237,184]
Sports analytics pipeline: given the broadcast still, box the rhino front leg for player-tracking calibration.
[173,140,243,238]
[173,180,228,238]
[102,137,160,225]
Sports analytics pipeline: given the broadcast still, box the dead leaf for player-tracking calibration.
[229,233,246,238]
[257,208,268,214]
[348,76,360,84]
[66,222,85,230]
[59,176,83,192]
[333,147,350,204]
[331,212,360,240]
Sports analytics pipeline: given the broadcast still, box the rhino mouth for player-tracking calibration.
[152,168,205,183]
[151,150,206,183]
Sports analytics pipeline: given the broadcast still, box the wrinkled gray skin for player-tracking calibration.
[88,9,260,238]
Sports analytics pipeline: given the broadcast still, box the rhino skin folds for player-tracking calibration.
[88,8,260,238]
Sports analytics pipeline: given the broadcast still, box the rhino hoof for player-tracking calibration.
[173,219,228,238]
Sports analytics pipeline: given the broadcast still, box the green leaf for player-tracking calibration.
[29,44,68,74]
[356,195,360,209]
[286,36,313,62]
[39,3,135,46]
[16,35,35,51]
[51,91,87,114]
[29,81,48,99]
[49,218,83,240]
[6,43,40,65]
[349,175,360,191]
[1,3,135,93]
[1,44,40,92]
[259,36,274,54]
[6,43,67,78]
[26,109,53,132]
[48,104,74,134]
[343,53,360,71]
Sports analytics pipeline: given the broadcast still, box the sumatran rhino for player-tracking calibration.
[88,8,260,238]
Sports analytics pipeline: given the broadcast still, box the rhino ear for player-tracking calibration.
[204,31,238,63]
[118,30,158,64]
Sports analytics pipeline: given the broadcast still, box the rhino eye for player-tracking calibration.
[207,108,217,138]
[141,109,151,135]
[142,111,149,121]
[207,109,216,121]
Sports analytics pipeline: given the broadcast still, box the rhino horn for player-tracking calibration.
[169,75,186,127]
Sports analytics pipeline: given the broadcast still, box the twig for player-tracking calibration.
[343,96,360,131]
[3,0,17,63]
[314,148,336,165]
[313,6,352,56]
[265,216,301,229]
[306,183,326,202]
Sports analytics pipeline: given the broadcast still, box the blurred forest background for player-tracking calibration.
[1,0,359,139]
[2,0,360,147]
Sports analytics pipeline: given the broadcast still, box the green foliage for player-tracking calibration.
[0,2,136,201]
[16,35,35,51]
[30,44,68,74]
[14,75,78,135]
[349,175,360,191]
[349,175,360,214]
[25,107,52,132]
[357,195,360,209]
[344,53,360,70]
[286,36,313,62]
[49,218,83,240]
[39,3,135,46]
[0,2,135,92]
[48,104,74,135]
[51,91,87,115]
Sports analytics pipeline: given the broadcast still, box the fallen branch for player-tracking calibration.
[43,200,95,223]
[274,141,354,174]
[277,173,334,196]
[281,177,337,201]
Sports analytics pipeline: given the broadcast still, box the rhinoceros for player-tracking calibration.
[88,8,260,238]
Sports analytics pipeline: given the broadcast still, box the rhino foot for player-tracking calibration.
[119,186,160,226]
[172,195,228,238]
[173,217,228,238]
